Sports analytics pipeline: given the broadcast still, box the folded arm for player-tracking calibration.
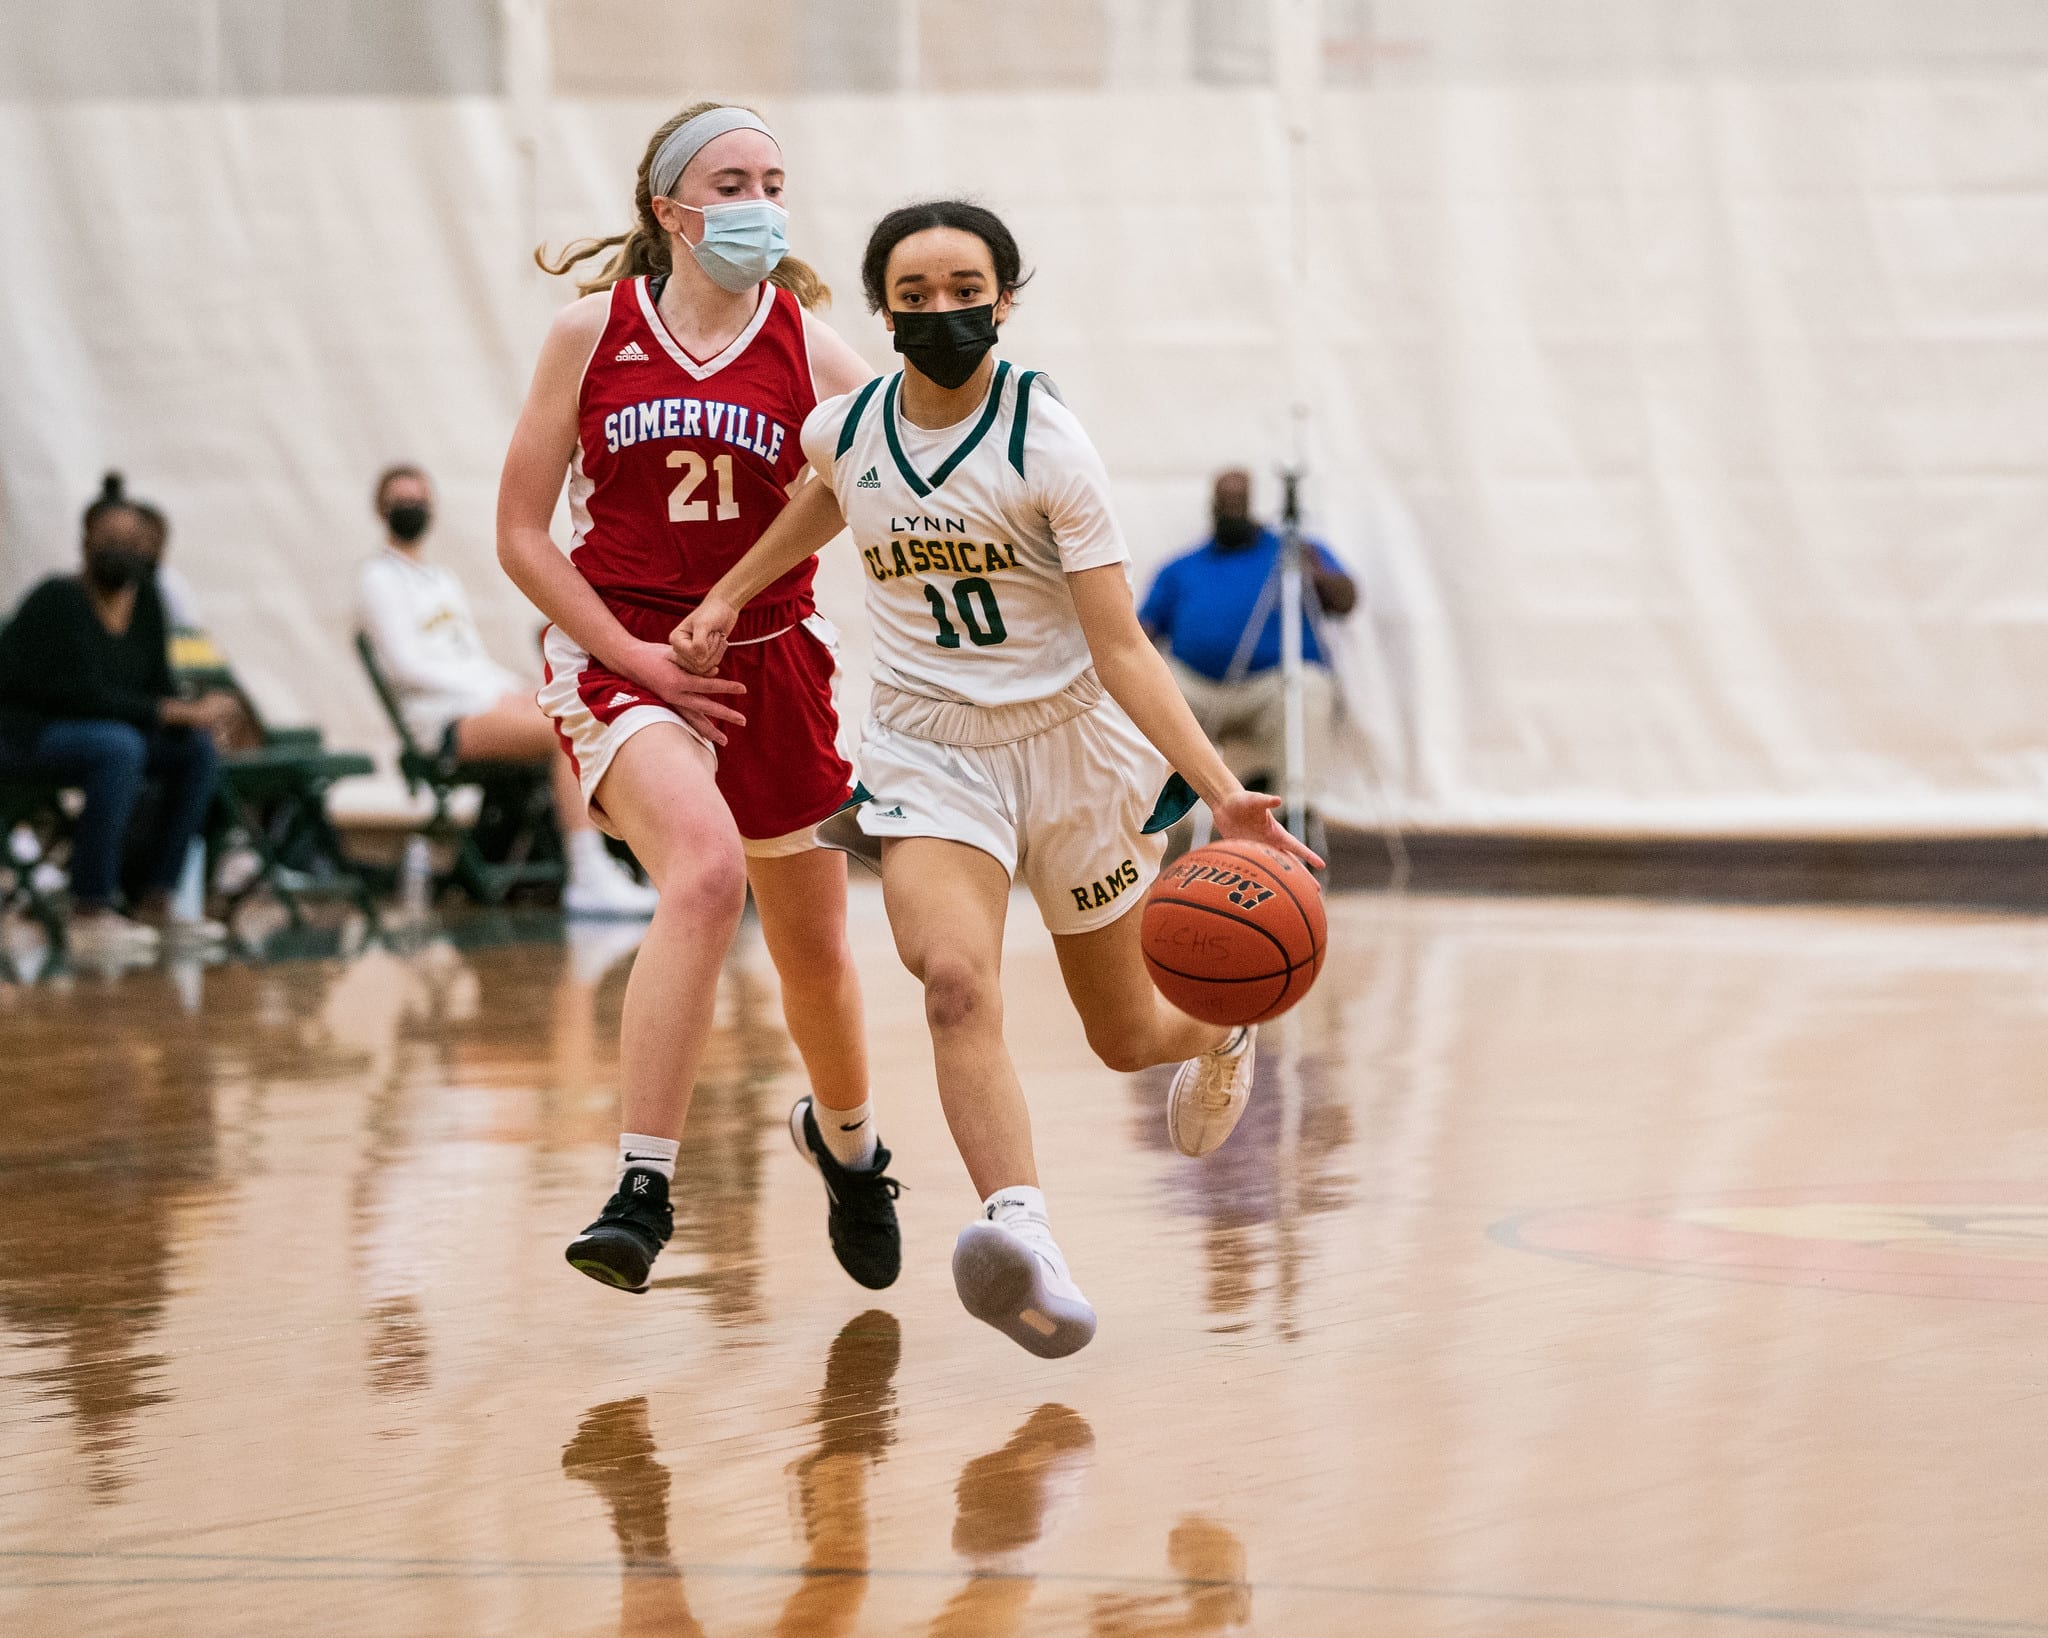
[669,478,847,674]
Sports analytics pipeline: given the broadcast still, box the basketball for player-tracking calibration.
[1140,840,1327,1026]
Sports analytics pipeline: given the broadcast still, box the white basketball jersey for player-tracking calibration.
[800,362,1130,707]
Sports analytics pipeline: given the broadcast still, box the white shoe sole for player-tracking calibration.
[1166,1028,1257,1159]
[952,1222,1096,1359]
[788,1096,820,1170]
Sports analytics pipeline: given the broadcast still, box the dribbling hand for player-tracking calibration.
[615,638,746,747]
[670,598,738,677]
[1209,790,1324,871]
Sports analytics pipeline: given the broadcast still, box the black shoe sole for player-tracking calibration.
[834,1246,902,1292]
[565,1242,651,1293]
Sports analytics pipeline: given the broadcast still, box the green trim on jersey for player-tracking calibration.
[1007,370,1040,476]
[882,361,1013,498]
[835,377,885,461]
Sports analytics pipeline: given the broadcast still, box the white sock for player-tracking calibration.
[981,1184,1048,1226]
[814,1097,879,1169]
[618,1133,679,1184]
[568,827,617,884]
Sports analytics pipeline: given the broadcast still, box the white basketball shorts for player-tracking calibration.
[852,671,1173,936]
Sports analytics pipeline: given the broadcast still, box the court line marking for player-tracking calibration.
[0,1551,2039,1634]
[1488,1184,2048,1305]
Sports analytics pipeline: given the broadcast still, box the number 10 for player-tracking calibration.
[925,577,1008,648]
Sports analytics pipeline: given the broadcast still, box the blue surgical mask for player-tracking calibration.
[673,197,788,293]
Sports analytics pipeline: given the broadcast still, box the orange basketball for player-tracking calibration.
[1141,840,1327,1026]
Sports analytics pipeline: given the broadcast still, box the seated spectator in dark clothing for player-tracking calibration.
[1139,468,1358,800]
[0,475,237,957]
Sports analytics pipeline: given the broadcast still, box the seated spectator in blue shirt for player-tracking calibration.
[0,474,237,959]
[1139,468,1357,797]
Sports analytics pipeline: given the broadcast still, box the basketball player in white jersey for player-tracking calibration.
[674,201,1321,1359]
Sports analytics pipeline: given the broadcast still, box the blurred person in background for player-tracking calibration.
[134,498,205,634]
[0,474,234,957]
[130,496,263,753]
[1139,467,1356,815]
[355,463,658,917]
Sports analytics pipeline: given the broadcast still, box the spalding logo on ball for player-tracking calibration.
[1140,840,1327,1026]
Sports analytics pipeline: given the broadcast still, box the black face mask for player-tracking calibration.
[891,304,999,391]
[84,545,152,593]
[1212,513,1260,550]
[386,504,432,543]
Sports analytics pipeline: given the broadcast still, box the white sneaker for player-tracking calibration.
[562,858,659,919]
[952,1201,1097,1359]
[68,911,162,961]
[164,915,230,948]
[1166,1025,1258,1158]
[563,918,648,984]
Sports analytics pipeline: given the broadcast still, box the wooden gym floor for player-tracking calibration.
[1,886,2044,1636]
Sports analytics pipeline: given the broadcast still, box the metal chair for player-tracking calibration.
[352,632,564,907]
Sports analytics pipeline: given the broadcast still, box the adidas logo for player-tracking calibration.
[874,804,905,819]
[608,691,639,709]
[856,466,881,489]
[614,340,650,363]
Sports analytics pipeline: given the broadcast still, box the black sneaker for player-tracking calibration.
[565,1168,673,1293]
[788,1097,903,1290]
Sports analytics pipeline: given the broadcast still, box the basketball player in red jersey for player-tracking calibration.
[497,102,900,1296]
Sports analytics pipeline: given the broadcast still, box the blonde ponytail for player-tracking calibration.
[534,101,831,309]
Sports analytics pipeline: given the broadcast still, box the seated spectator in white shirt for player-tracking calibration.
[355,464,656,917]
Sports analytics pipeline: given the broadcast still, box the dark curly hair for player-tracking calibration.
[860,200,1032,314]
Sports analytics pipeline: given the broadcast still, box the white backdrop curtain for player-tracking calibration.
[2,1,2045,836]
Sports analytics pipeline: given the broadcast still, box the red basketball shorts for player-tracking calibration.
[537,595,852,855]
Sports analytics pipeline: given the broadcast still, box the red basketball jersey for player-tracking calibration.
[569,276,818,615]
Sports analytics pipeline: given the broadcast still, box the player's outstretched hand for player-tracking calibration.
[616,638,746,747]
[1209,790,1324,871]
[671,597,737,677]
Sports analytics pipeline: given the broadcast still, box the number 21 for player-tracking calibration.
[667,451,740,522]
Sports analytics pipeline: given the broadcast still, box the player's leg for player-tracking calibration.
[748,842,901,1289]
[456,692,656,915]
[748,846,869,1109]
[1031,709,1257,1161]
[884,835,1095,1357]
[1052,904,1224,1073]
[563,724,748,1291]
[882,837,1025,1194]
[1053,905,1254,1161]
[717,618,899,1285]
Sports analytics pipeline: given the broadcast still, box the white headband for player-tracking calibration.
[649,107,777,199]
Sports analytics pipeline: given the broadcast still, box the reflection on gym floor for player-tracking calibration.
[4,891,2046,1635]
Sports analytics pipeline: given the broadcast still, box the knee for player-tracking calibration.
[653,835,747,924]
[1085,1019,1153,1075]
[921,957,997,1035]
[85,722,148,784]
